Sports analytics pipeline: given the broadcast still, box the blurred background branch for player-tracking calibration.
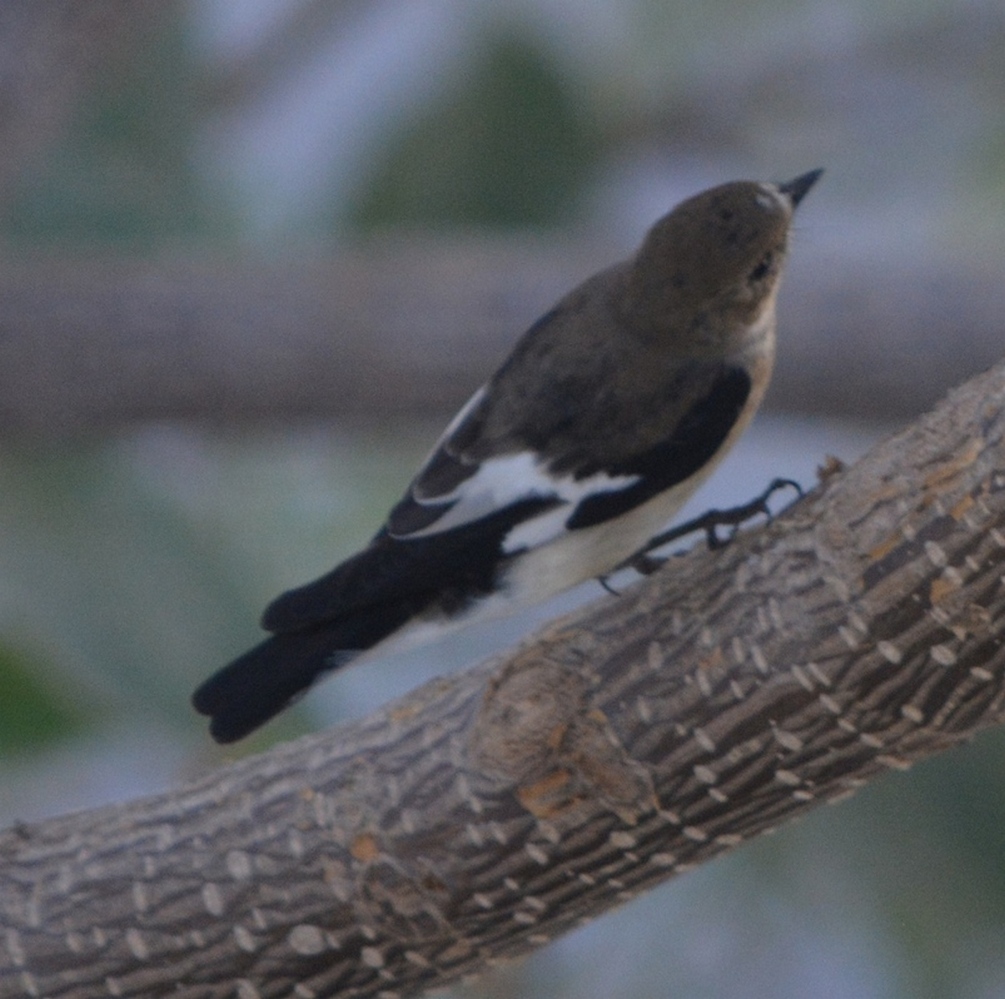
[0,246,1003,436]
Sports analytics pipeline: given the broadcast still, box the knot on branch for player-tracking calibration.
[468,637,657,825]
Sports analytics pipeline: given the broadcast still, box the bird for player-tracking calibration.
[193,169,823,743]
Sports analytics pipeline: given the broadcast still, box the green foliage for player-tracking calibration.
[0,440,253,737]
[0,427,435,756]
[348,31,598,231]
[0,640,91,752]
[1,13,229,249]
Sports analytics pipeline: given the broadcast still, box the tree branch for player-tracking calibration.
[1,245,1002,435]
[3,356,1005,998]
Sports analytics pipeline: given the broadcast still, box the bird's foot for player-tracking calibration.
[625,477,804,576]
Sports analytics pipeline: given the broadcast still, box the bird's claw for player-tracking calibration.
[622,477,804,574]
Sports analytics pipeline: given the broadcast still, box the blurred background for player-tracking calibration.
[1,1,1004,996]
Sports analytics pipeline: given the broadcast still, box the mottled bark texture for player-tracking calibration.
[3,358,1005,999]
[1,248,1003,435]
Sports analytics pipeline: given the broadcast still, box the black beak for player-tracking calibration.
[779,168,824,207]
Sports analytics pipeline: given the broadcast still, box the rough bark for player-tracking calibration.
[1,246,1002,435]
[2,357,1005,999]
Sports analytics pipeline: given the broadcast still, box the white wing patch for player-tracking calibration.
[499,498,572,553]
[499,458,639,553]
[431,385,486,452]
[394,447,640,552]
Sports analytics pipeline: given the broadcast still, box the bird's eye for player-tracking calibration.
[748,253,773,282]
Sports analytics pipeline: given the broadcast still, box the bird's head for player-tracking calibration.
[625,169,822,354]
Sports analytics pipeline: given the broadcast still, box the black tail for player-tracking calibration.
[193,521,514,742]
[192,629,355,743]
[192,596,425,743]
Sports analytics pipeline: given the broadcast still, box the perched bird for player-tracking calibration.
[193,169,822,742]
